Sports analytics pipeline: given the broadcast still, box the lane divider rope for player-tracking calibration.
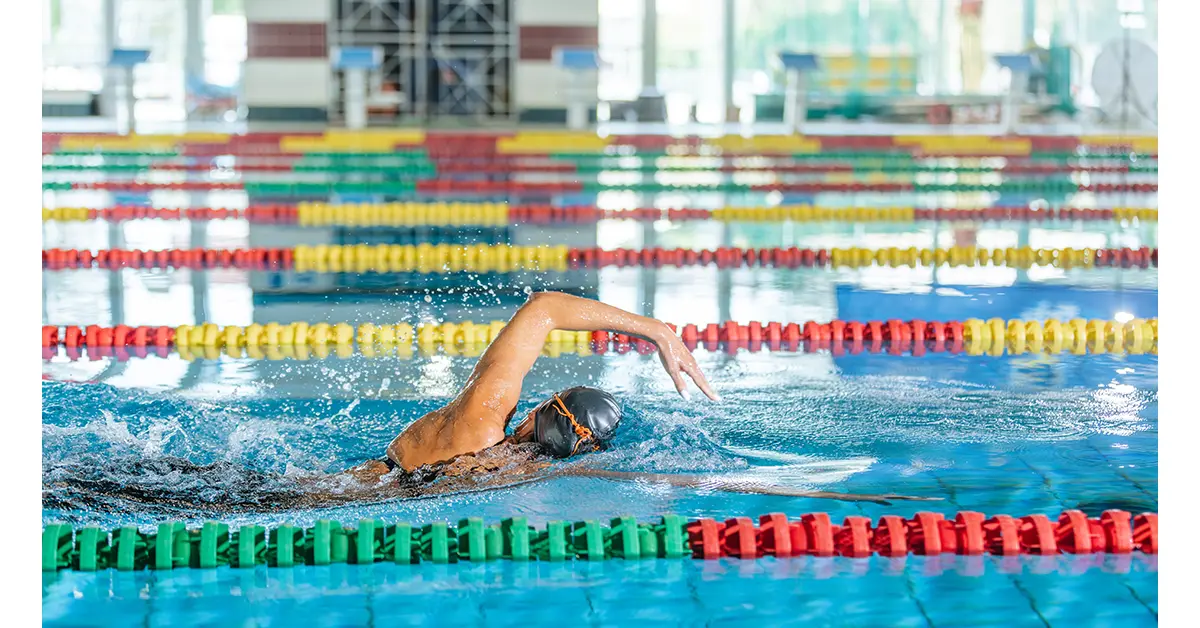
[43,180,1158,194]
[42,152,1160,168]
[40,130,1159,155]
[40,246,1159,273]
[42,510,1159,572]
[41,204,1160,225]
[44,148,1158,160]
[41,317,1158,360]
[41,160,1157,174]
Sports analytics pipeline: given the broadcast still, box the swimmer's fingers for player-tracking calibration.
[657,335,719,401]
[681,359,720,401]
[656,345,692,400]
[666,364,692,400]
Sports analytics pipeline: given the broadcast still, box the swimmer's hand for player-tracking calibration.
[652,324,720,401]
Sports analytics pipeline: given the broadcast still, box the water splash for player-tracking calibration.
[42,368,1157,528]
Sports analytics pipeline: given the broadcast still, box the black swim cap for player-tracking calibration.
[530,386,622,458]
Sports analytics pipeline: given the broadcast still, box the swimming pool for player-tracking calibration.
[42,134,1158,626]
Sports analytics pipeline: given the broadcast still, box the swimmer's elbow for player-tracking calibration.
[519,291,568,323]
[523,291,563,309]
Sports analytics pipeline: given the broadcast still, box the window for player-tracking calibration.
[117,0,186,120]
[43,0,107,91]
[204,14,247,88]
[598,0,643,101]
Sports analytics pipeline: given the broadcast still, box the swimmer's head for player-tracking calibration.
[512,386,622,457]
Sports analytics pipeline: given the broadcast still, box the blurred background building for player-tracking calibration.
[42,0,1158,129]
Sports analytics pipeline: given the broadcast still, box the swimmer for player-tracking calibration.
[350,290,714,479]
[339,291,932,505]
[44,292,937,513]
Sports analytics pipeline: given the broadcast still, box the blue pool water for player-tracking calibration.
[44,556,1157,627]
[40,339,1161,626]
[42,185,1158,626]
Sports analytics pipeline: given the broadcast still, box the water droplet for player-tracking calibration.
[423,295,432,303]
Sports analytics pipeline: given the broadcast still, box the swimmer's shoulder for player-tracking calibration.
[387,410,506,472]
[431,401,509,457]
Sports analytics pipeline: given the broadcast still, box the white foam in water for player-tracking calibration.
[42,410,184,459]
[718,455,878,488]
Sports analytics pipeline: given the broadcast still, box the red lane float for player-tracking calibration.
[41,248,293,271]
[680,510,1156,559]
[594,319,971,355]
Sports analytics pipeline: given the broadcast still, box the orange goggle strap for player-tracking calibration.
[527,393,590,455]
[553,393,595,455]
[528,393,599,456]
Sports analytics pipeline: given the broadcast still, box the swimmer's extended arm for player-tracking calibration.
[456,292,719,434]
[561,468,941,506]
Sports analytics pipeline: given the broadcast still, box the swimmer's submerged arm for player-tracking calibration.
[455,292,718,433]
[560,468,941,506]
